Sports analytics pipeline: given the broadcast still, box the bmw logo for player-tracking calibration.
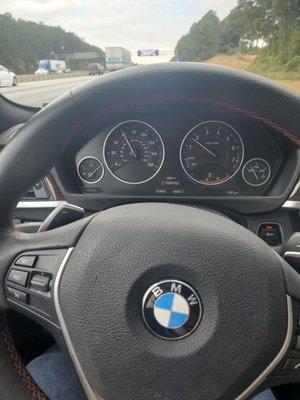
[142,279,202,340]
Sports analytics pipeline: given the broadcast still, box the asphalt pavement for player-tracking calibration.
[0,75,97,107]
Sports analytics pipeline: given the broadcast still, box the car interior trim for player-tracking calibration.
[16,200,67,209]
[45,176,59,198]
[282,201,300,209]
[7,298,61,330]
[53,247,100,400]
[14,199,300,212]
[37,203,84,232]
[284,251,300,259]
[289,179,300,198]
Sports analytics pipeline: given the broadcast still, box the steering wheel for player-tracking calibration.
[0,63,300,400]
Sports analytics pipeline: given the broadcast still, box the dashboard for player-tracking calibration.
[68,110,285,199]
[0,88,298,248]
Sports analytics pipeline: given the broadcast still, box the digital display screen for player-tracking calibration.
[137,49,159,57]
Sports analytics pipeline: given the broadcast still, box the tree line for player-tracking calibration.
[174,0,300,74]
[0,13,105,74]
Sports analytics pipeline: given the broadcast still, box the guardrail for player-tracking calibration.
[17,71,87,83]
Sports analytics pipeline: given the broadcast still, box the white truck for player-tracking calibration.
[35,60,67,75]
[105,47,131,72]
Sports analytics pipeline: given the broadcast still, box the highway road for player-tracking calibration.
[2,74,298,109]
[0,76,97,107]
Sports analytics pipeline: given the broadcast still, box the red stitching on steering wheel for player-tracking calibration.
[72,95,300,147]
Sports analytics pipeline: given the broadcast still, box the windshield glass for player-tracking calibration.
[0,1,299,107]
[38,60,50,69]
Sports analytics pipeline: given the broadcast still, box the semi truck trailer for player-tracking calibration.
[105,47,131,71]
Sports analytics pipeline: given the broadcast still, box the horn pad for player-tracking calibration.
[59,203,287,400]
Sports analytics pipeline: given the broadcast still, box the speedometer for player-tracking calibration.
[103,120,165,184]
[180,121,244,185]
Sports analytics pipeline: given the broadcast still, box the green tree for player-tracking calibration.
[251,0,300,72]
[173,0,300,74]
[0,13,105,74]
[174,11,222,62]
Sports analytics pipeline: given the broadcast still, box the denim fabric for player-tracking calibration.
[252,389,276,400]
[27,346,276,400]
[27,346,87,400]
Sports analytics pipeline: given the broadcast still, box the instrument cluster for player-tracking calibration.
[74,114,284,198]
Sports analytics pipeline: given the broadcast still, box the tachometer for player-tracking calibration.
[180,121,244,185]
[103,120,165,184]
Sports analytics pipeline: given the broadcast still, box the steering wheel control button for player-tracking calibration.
[30,274,51,292]
[7,269,29,286]
[257,223,283,247]
[142,279,202,340]
[15,255,37,267]
[6,286,29,304]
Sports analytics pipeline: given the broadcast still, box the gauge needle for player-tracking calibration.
[88,165,101,178]
[192,138,216,157]
[250,166,259,181]
[121,130,137,158]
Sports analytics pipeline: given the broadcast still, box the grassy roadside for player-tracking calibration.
[205,53,300,94]
[276,80,300,93]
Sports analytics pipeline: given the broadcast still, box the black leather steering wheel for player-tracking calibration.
[0,63,300,400]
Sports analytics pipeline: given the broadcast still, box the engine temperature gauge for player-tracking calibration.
[242,158,271,186]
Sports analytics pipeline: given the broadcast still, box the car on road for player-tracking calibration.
[35,68,49,75]
[35,59,67,75]
[88,63,104,75]
[0,64,17,87]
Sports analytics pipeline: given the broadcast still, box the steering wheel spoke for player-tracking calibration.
[5,248,70,328]
[257,260,300,391]
[0,215,93,321]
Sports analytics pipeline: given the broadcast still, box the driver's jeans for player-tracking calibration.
[26,346,276,400]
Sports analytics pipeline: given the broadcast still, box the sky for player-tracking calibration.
[0,0,238,64]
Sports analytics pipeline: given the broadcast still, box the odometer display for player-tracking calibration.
[180,121,244,185]
[104,120,165,184]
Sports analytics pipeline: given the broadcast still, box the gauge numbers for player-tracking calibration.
[242,158,271,186]
[77,156,104,184]
[180,121,244,185]
[104,120,165,184]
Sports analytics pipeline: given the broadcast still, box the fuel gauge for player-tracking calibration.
[77,156,104,184]
[242,158,271,187]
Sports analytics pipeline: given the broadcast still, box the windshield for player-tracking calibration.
[0,1,299,107]
[38,60,50,69]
